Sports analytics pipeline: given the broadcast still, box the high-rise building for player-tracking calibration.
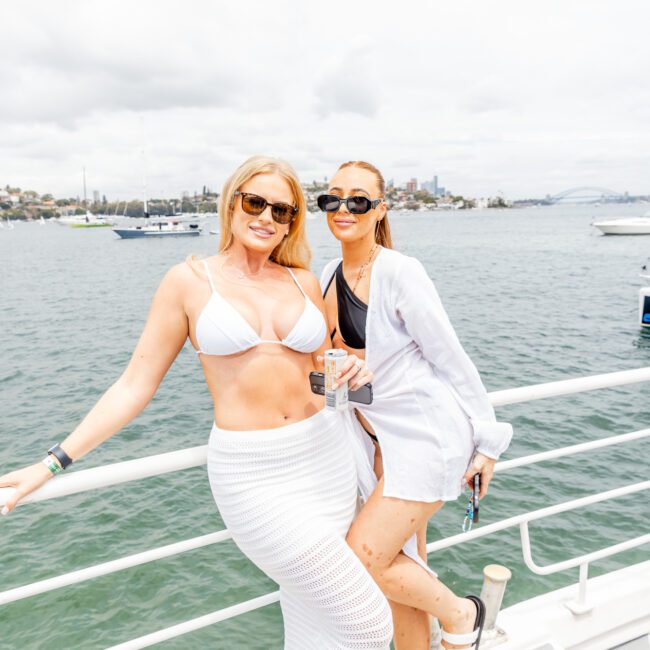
[406,178,417,193]
[421,175,440,195]
[93,190,100,204]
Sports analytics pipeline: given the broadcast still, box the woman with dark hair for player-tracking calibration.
[319,161,513,650]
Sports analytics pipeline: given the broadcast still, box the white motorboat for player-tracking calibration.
[112,219,202,238]
[593,216,650,235]
[57,212,114,228]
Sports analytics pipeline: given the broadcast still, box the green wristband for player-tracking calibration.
[42,456,63,475]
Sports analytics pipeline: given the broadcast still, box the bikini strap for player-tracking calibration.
[286,267,307,297]
[202,259,217,293]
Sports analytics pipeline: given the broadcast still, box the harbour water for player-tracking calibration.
[1,204,649,649]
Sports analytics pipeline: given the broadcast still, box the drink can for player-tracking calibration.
[324,349,348,411]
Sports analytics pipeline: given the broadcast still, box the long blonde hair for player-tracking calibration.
[337,160,393,249]
[219,156,311,269]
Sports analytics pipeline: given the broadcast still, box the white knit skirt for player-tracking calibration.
[207,408,393,650]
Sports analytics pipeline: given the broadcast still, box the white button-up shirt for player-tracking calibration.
[321,247,513,502]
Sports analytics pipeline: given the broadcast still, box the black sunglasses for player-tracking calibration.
[317,194,383,215]
[234,191,298,225]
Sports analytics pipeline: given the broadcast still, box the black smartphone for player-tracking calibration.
[309,372,373,405]
[473,473,480,524]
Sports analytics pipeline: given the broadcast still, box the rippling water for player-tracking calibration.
[1,205,649,649]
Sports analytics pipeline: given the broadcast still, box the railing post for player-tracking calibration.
[479,564,512,643]
[565,562,593,615]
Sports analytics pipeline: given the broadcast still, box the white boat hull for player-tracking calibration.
[113,228,201,239]
[593,218,650,235]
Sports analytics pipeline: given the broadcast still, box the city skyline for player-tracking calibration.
[2,172,640,205]
[2,1,650,200]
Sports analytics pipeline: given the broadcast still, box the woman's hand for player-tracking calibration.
[463,453,496,499]
[0,462,54,516]
[335,354,373,390]
[316,353,373,390]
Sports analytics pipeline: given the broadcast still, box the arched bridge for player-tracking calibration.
[547,187,624,203]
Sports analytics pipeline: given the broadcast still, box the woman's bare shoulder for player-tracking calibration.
[289,267,321,293]
[160,257,208,295]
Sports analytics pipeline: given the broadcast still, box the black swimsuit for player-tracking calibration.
[324,262,368,349]
[324,262,378,443]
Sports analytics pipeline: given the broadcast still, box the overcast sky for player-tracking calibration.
[2,0,650,200]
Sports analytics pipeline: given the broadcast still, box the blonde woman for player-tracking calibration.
[318,161,513,650]
[0,156,393,650]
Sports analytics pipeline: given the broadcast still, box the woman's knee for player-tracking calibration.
[346,528,392,580]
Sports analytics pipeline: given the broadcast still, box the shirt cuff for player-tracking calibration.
[471,419,513,460]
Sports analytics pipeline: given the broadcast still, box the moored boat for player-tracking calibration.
[57,212,113,227]
[112,219,201,238]
[593,216,650,235]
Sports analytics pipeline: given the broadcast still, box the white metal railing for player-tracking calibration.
[4,367,648,509]
[2,426,649,608]
[1,367,649,649]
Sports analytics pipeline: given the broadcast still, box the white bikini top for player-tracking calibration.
[195,260,327,356]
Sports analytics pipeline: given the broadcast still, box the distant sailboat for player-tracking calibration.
[112,149,200,239]
[65,167,113,227]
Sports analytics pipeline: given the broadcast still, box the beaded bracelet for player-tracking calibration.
[42,455,63,475]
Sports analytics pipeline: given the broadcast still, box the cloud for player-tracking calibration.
[1,0,650,199]
[314,48,381,119]
[459,79,518,115]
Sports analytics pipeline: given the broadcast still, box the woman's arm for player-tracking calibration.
[395,256,513,462]
[0,263,191,514]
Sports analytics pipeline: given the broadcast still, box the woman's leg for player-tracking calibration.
[272,527,394,649]
[371,440,431,650]
[389,597,431,650]
[347,475,479,649]
[388,525,432,649]
[208,413,394,650]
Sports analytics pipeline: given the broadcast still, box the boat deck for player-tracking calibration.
[485,560,650,649]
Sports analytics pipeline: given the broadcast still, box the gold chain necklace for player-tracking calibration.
[351,244,378,293]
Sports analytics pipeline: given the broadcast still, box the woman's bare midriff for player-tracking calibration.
[200,344,324,430]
